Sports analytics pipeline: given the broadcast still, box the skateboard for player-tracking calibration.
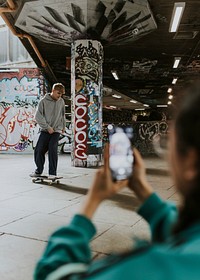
[31,175,63,185]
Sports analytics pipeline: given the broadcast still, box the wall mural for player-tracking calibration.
[0,69,48,153]
[135,121,168,155]
[15,0,157,46]
[71,40,103,167]
[103,121,168,156]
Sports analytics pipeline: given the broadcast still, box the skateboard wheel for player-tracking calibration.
[57,180,60,184]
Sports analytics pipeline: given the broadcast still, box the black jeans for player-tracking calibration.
[34,131,60,175]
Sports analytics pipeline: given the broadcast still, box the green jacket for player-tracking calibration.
[34,193,200,280]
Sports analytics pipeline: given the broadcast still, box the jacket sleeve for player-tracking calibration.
[35,100,50,130]
[34,214,96,280]
[138,193,178,242]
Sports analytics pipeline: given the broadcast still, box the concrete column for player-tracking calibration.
[71,40,103,167]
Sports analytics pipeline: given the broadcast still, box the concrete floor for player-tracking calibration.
[0,153,179,280]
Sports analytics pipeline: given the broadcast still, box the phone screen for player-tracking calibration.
[107,125,134,181]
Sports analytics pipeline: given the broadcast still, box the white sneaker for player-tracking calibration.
[30,172,41,178]
[48,175,56,179]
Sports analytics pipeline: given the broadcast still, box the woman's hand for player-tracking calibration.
[79,145,128,219]
[89,145,128,202]
[128,148,153,202]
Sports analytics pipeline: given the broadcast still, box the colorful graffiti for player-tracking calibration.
[88,95,102,148]
[0,68,48,153]
[71,40,103,167]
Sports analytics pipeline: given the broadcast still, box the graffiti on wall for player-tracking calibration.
[0,69,47,152]
[71,40,103,167]
[103,121,168,156]
[134,121,168,155]
[0,104,36,152]
[58,122,72,153]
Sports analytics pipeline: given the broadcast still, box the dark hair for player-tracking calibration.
[173,82,200,234]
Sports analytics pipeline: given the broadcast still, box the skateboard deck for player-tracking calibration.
[31,175,63,185]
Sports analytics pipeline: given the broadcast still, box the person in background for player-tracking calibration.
[30,83,66,179]
[34,83,200,280]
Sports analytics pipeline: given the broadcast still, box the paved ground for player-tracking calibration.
[0,153,179,280]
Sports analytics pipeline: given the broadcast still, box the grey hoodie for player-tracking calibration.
[35,93,66,133]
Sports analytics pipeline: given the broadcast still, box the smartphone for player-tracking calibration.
[107,125,134,181]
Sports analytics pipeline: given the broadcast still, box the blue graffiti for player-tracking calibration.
[86,80,96,95]
[88,125,102,147]
[88,102,101,147]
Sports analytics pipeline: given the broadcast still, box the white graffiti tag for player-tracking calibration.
[0,105,36,149]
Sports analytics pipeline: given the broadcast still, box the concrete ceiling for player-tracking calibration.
[1,0,200,112]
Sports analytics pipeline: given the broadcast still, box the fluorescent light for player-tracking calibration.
[135,108,145,111]
[143,104,149,107]
[167,88,172,93]
[157,105,168,107]
[172,78,178,84]
[173,57,181,68]
[169,2,185,32]
[168,95,173,100]
[130,99,137,103]
[111,70,119,80]
[112,94,121,99]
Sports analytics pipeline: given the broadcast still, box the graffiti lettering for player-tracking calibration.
[75,94,87,106]
[14,84,35,93]
[0,105,37,150]
[88,100,101,147]
[0,76,40,100]
[138,122,167,141]
[75,106,87,119]
[133,121,168,155]
[0,70,47,152]
[74,93,87,160]
[71,41,103,167]
[76,119,86,131]
[75,130,86,144]
[75,143,87,159]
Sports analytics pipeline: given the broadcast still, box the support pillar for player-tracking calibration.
[71,40,103,167]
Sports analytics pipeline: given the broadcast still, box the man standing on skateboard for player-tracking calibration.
[30,83,66,179]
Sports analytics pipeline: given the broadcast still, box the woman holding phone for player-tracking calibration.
[34,83,200,280]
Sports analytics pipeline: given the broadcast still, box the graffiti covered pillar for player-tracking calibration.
[71,40,103,167]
